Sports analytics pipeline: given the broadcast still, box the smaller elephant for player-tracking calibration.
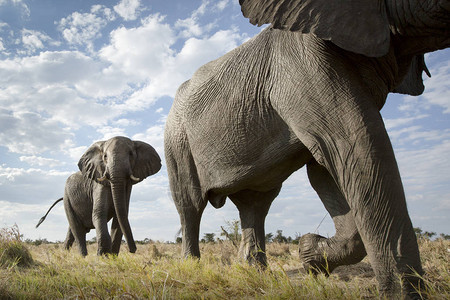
[36,136,161,256]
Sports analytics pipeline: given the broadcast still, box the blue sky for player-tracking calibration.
[0,0,449,243]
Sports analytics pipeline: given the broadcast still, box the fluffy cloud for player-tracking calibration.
[421,59,450,113]
[57,5,114,51]
[0,109,73,155]
[99,15,176,82]
[20,29,55,54]
[0,6,247,158]
[19,156,66,168]
[113,0,142,21]
[0,165,71,204]
[214,0,230,11]
[99,14,245,111]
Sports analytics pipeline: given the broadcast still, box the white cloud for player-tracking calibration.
[215,0,230,11]
[19,155,65,168]
[96,126,128,140]
[0,109,73,155]
[421,59,450,113]
[113,0,142,21]
[0,165,71,204]
[57,5,114,51]
[175,16,205,38]
[99,14,176,81]
[0,50,127,121]
[384,115,427,131]
[20,29,53,54]
[132,123,165,155]
[175,1,216,39]
[115,118,140,127]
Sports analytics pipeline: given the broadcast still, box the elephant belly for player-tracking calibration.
[188,117,312,196]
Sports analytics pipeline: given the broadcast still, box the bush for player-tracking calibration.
[0,225,33,268]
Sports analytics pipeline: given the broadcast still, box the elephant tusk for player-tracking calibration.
[130,174,140,182]
[97,175,108,182]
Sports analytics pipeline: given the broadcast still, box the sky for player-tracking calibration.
[0,0,449,244]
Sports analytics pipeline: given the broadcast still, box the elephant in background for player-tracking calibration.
[165,0,449,298]
[37,136,161,256]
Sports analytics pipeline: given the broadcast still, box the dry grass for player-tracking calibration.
[0,230,449,299]
[0,225,33,269]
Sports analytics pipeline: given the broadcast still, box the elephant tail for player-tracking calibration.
[36,197,63,228]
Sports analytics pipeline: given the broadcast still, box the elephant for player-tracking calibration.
[164,0,449,298]
[36,136,161,256]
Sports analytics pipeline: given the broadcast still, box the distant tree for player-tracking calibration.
[220,219,241,248]
[273,230,288,243]
[176,237,182,244]
[136,238,153,244]
[24,238,50,246]
[439,233,450,240]
[265,232,273,243]
[423,231,436,240]
[414,227,423,238]
[203,233,216,243]
[291,232,302,245]
[414,227,440,240]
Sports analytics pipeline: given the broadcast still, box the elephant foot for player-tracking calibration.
[238,228,267,268]
[128,243,137,253]
[299,233,336,276]
[241,247,267,268]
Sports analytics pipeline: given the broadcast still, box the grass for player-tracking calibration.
[0,230,449,299]
[0,225,33,269]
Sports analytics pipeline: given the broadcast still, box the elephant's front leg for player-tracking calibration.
[110,217,123,254]
[93,186,113,255]
[300,160,366,274]
[229,187,280,266]
[178,204,205,258]
[293,102,422,297]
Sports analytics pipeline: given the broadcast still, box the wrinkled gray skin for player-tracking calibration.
[165,0,449,298]
[38,136,161,256]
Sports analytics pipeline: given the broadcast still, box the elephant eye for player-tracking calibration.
[103,154,107,161]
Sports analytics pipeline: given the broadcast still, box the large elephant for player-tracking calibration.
[164,0,449,298]
[37,136,161,256]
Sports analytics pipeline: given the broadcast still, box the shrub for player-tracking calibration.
[0,225,33,268]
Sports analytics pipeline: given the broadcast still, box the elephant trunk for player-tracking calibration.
[110,176,137,253]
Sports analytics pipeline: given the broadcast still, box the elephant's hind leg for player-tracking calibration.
[229,187,280,267]
[165,131,207,259]
[64,228,75,250]
[300,160,366,275]
[64,197,88,256]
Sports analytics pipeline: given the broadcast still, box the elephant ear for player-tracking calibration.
[132,141,162,184]
[239,0,391,57]
[78,141,106,184]
[393,54,431,96]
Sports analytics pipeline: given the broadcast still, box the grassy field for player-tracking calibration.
[1,227,449,299]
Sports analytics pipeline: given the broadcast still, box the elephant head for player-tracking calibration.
[239,0,450,95]
[78,136,161,252]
